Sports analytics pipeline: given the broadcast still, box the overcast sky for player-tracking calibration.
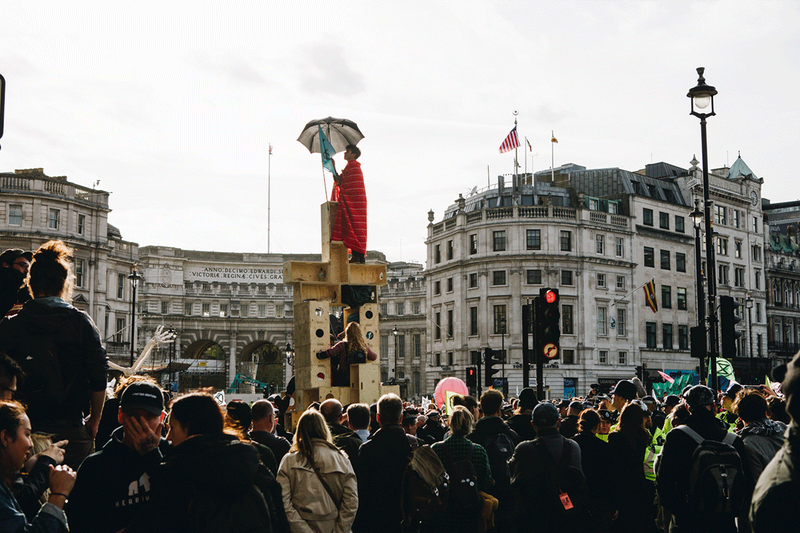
[2,1,798,266]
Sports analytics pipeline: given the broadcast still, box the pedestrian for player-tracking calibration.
[420,410,445,443]
[329,144,368,263]
[0,241,108,469]
[320,398,363,463]
[66,380,170,533]
[572,409,615,532]
[560,400,583,438]
[226,399,278,475]
[277,409,358,533]
[0,248,32,317]
[250,399,292,465]
[507,387,538,442]
[0,400,76,533]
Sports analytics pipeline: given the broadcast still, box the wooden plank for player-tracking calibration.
[349,264,388,286]
[283,261,330,284]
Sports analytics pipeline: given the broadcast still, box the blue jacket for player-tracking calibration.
[0,478,67,533]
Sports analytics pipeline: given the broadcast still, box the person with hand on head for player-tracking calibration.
[0,400,76,533]
[65,380,170,533]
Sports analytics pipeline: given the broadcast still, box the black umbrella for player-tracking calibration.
[297,116,365,154]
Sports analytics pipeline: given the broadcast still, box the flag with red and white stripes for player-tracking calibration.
[499,126,520,153]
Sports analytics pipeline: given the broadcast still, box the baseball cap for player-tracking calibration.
[568,400,583,412]
[120,382,164,416]
[0,249,32,265]
[685,385,715,409]
[598,409,614,422]
[532,403,560,426]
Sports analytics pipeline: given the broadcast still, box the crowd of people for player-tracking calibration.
[0,239,799,533]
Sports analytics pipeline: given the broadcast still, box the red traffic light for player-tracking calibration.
[467,367,475,376]
[545,290,558,304]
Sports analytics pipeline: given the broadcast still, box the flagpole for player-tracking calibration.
[610,277,655,308]
[513,112,519,186]
[551,130,555,182]
[268,143,272,253]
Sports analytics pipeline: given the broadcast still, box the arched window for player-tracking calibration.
[773,281,781,305]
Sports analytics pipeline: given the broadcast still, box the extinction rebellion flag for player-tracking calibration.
[499,126,520,153]
[644,279,658,313]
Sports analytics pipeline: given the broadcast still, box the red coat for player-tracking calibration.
[331,160,367,255]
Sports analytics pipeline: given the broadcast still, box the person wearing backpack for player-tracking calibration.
[656,385,749,533]
[429,406,492,533]
[509,402,590,532]
[468,390,519,532]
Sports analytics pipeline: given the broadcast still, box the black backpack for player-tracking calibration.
[401,445,450,528]
[483,432,515,489]
[527,439,591,528]
[442,442,482,514]
[678,426,746,516]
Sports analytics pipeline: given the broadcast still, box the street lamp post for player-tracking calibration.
[500,316,506,392]
[392,326,399,381]
[690,198,706,383]
[688,67,720,392]
[746,295,754,379]
[128,266,143,367]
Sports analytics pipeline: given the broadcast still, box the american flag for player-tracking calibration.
[499,126,520,153]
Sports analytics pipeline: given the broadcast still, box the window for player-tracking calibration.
[526,269,542,284]
[447,309,454,338]
[413,301,420,314]
[717,237,728,256]
[733,210,741,228]
[446,240,454,260]
[48,209,60,230]
[755,270,761,290]
[563,349,576,365]
[493,231,506,252]
[492,271,506,286]
[469,273,478,288]
[734,267,746,288]
[75,259,85,288]
[526,229,541,250]
[185,302,193,315]
[719,264,730,285]
[435,312,441,340]
[616,276,625,290]
[202,303,210,317]
[735,241,743,259]
[616,308,626,336]
[77,214,85,235]
[469,234,478,255]
[396,302,404,316]
[675,216,685,233]
[258,305,266,318]
[643,208,653,226]
[219,304,228,317]
[661,250,670,270]
[597,273,606,288]
[615,237,624,257]
[676,253,686,273]
[646,322,657,348]
[661,285,672,309]
[413,334,421,358]
[596,235,605,254]
[161,301,169,314]
[562,305,574,334]
[753,216,759,233]
[659,212,670,229]
[599,350,608,364]
[561,270,573,285]
[715,205,727,225]
[752,245,761,262]
[381,336,389,359]
[397,335,405,359]
[597,306,608,336]
[618,351,627,365]
[434,245,441,264]
[8,204,21,226]
[380,303,388,315]
[434,281,441,295]
[470,307,478,336]
[115,318,125,343]
[447,352,454,366]
[677,287,687,310]
[756,303,761,322]
[663,324,673,349]
[434,353,441,366]
[447,278,453,292]
[644,247,655,267]
[560,231,572,251]
[679,325,689,349]
[493,305,507,334]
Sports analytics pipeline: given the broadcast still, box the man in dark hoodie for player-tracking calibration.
[469,389,520,532]
[353,393,412,533]
[66,381,170,533]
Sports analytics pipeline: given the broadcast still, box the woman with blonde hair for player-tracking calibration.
[316,322,377,387]
[277,408,358,533]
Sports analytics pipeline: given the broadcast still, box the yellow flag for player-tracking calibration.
[445,390,459,416]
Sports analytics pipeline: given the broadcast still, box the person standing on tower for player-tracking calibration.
[330,144,367,263]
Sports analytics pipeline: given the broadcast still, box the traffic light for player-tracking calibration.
[690,325,706,358]
[720,296,742,359]
[484,348,502,386]
[466,366,477,392]
[537,288,560,360]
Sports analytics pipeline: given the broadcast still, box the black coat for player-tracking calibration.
[572,431,614,514]
[353,424,412,533]
[507,413,537,442]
